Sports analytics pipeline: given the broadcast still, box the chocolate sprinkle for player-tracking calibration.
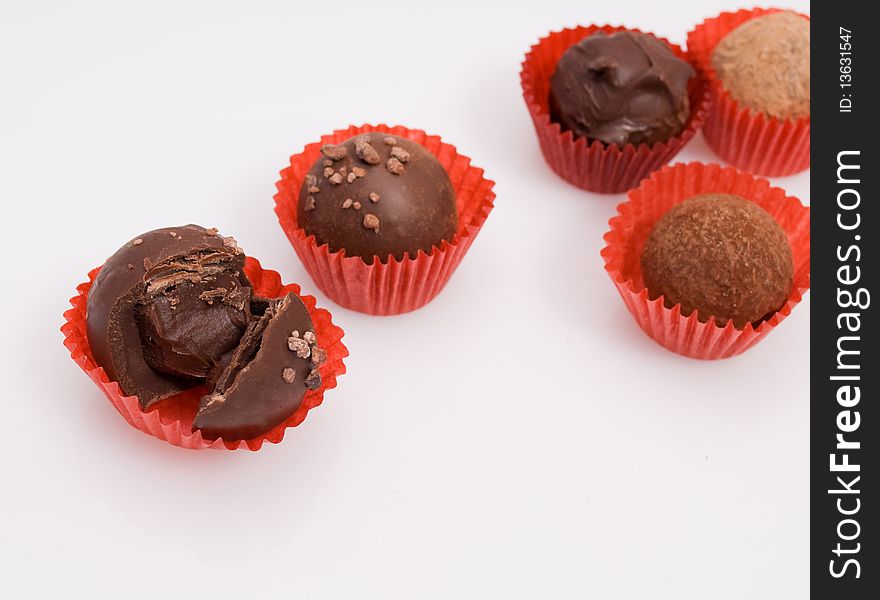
[363,214,380,232]
[321,144,348,160]
[329,173,344,185]
[390,146,410,163]
[310,347,327,367]
[383,137,397,146]
[369,192,380,202]
[287,335,311,358]
[305,369,322,390]
[323,167,334,178]
[304,196,316,211]
[355,140,381,165]
[282,368,296,383]
[133,238,143,246]
[352,167,366,178]
[386,157,406,175]
[353,201,362,210]
[342,198,353,209]
[323,159,333,167]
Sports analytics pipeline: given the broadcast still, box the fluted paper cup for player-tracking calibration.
[601,161,810,359]
[521,25,710,194]
[687,8,811,176]
[274,124,495,315]
[62,257,348,450]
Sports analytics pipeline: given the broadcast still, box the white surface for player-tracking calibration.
[0,1,810,598]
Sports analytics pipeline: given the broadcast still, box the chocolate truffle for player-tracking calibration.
[711,12,810,120]
[640,194,794,329]
[297,134,457,264]
[549,30,694,147]
[87,225,251,409]
[87,225,327,441]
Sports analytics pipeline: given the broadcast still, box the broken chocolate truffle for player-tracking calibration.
[86,225,251,409]
[549,30,695,147]
[711,12,810,120]
[297,134,457,264]
[640,194,794,329]
[87,226,329,442]
[192,293,323,441]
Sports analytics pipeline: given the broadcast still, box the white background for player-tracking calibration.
[1,1,810,598]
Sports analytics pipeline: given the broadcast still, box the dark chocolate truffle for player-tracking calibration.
[711,12,810,120]
[297,134,457,264]
[640,194,794,329]
[193,293,324,441]
[86,225,251,409]
[86,226,327,441]
[549,30,695,147]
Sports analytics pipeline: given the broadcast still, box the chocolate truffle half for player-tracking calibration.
[297,134,457,264]
[549,30,695,147]
[87,225,327,441]
[194,293,324,441]
[87,225,251,409]
[640,194,794,329]
[711,12,810,120]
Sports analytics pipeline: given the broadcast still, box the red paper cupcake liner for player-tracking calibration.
[601,161,810,359]
[274,124,495,316]
[687,8,811,177]
[61,257,348,450]
[520,25,710,194]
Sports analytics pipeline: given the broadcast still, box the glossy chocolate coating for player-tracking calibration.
[193,293,323,441]
[86,225,250,409]
[549,31,694,147]
[297,134,457,264]
[641,194,794,329]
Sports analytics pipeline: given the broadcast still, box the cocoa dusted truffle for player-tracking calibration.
[86,225,326,441]
[549,30,695,147]
[640,194,794,329]
[297,134,457,264]
[710,12,810,120]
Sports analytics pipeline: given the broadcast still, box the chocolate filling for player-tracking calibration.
[135,268,251,381]
[205,298,278,396]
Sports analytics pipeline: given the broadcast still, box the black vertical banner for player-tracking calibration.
[811,2,877,597]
